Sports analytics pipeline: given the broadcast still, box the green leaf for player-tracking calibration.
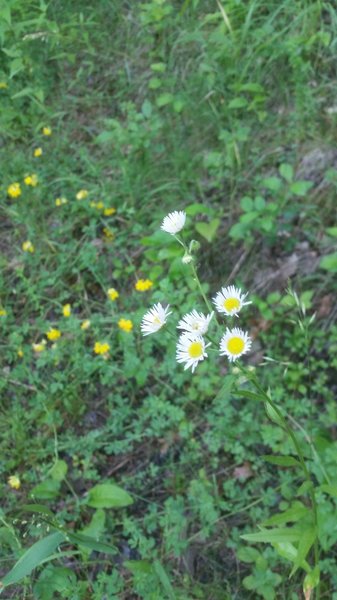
[153,561,175,600]
[195,219,220,243]
[241,527,302,543]
[50,459,68,482]
[240,196,254,211]
[149,77,162,89]
[237,547,261,563]
[279,163,293,183]
[1,532,64,587]
[303,566,320,593]
[262,502,307,526]
[33,566,76,600]
[261,177,282,191]
[124,560,153,574]
[30,479,60,500]
[19,504,55,519]
[156,93,174,107]
[290,181,313,197]
[185,203,212,216]
[319,484,337,498]
[228,97,248,109]
[290,527,316,577]
[326,227,337,237]
[320,253,337,273]
[86,483,133,508]
[254,196,266,210]
[141,99,152,118]
[67,533,116,555]
[262,455,301,468]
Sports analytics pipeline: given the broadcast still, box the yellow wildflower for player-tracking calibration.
[76,189,88,200]
[94,341,110,355]
[0,82,8,89]
[22,240,35,253]
[24,174,38,187]
[55,197,67,206]
[104,207,116,216]
[107,288,119,301]
[81,319,91,330]
[118,318,133,333]
[63,304,71,317]
[8,475,21,490]
[43,126,52,136]
[34,147,43,157]
[7,182,21,198]
[17,348,24,358]
[32,340,47,353]
[0,309,7,317]
[135,279,153,292]
[103,227,114,240]
[46,328,61,341]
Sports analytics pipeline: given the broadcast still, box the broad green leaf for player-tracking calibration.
[86,483,133,508]
[240,196,254,211]
[153,561,175,600]
[195,219,220,242]
[320,253,337,273]
[156,93,174,107]
[261,177,282,191]
[33,566,76,600]
[263,455,301,468]
[67,532,116,555]
[237,547,261,563]
[326,227,337,237]
[228,97,248,109]
[185,203,212,216]
[254,196,266,210]
[30,479,60,500]
[279,163,293,183]
[303,566,320,593]
[241,527,302,543]
[50,459,68,482]
[141,99,152,118]
[124,560,153,574]
[81,509,105,540]
[262,502,307,526]
[319,484,337,498]
[290,181,313,197]
[290,527,316,577]
[1,531,64,587]
[20,504,55,519]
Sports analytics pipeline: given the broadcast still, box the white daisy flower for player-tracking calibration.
[140,303,171,336]
[177,310,214,336]
[219,327,252,362]
[176,333,211,373]
[161,211,186,235]
[212,285,251,316]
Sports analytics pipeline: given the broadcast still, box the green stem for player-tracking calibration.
[239,366,320,598]
[190,262,214,314]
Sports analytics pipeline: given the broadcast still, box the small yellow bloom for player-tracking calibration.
[17,348,24,358]
[76,189,88,200]
[0,309,7,317]
[81,319,91,330]
[94,341,110,355]
[103,227,114,240]
[24,173,38,187]
[0,82,8,89]
[135,279,153,292]
[46,328,61,341]
[62,304,71,317]
[22,240,35,253]
[43,126,52,136]
[104,207,116,216]
[32,340,47,353]
[8,475,21,490]
[107,288,119,301]
[96,201,105,210]
[7,182,21,198]
[118,318,133,333]
[55,197,67,206]
[34,147,43,157]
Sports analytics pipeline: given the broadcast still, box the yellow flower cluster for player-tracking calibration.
[22,240,35,253]
[46,328,61,341]
[90,201,116,217]
[0,308,7,317]
[24,174,38,187]
[94,341,110,355]
[55,197,68,206]
[43,126,52,136]
[34,147,43,157]
[8,475,21,490]
[76,189,88,200]
[135,279,153,292]
[103,227,114,240]
[118,318,133,332]
[107,288,119,301]
[63,304,71,317]
[32,340,47,353]
[81,319,91,330]
[7,182,21,198]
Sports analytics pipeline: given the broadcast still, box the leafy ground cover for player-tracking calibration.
[1,0,337,598]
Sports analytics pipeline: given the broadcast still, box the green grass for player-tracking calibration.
[1,0,337,598]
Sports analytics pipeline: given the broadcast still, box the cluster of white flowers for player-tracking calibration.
[140,211,252,373]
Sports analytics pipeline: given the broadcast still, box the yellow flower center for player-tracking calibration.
[227,337,245,355]
[188,341,203,359]
[153,316,161,324]
[223,297,240,312]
